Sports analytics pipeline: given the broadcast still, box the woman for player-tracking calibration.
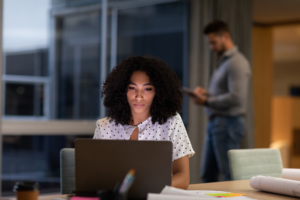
[93,56,195,189]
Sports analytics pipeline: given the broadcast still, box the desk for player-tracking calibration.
[188,180,299,200]
[7,180,300,200]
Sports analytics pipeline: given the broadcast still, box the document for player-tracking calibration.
[161,186,226,197]
[147,186,257,200]
[250,175,300,197]
[282,168,300,181]
[148,193,215,200]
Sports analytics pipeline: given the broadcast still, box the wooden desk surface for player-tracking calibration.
[188,179,299,200]
[6,180,299,200]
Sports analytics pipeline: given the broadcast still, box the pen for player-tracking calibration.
[119,169,135,193]
[121,176,135,193]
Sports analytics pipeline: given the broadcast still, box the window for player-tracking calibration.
[56,11,101,119]
[3,50,49,119]
[2,0,189,196]
[2,135,93,196]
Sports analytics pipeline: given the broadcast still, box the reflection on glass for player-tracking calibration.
[117,2,187,82]
[58,11,101,119]
[5,83,44,116]
[2,135,93,196]
[5,50,48,77]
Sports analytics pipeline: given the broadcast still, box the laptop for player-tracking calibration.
[75,139,173,200]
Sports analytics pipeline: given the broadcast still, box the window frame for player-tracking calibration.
[2,49,50,120]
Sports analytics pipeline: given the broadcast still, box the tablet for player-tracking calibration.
[181,87,198,99]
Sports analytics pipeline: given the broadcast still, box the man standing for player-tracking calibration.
[192,20,251,182]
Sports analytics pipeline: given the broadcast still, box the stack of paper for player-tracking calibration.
[147,186,256,200]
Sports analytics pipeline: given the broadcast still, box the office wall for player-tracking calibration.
[252,26,273,148]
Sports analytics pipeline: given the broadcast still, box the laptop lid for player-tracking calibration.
[75,139,172,199]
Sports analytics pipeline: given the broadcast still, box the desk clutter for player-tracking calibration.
[250,168,300,198]
[11,168,300,200]
[68,187,254,200]
[69,169,135,200]
[13,181,40,200]
[147,186,255,200]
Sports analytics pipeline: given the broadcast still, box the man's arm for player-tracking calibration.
[194,60,250,109]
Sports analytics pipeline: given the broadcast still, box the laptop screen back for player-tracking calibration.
[75,139,172,199]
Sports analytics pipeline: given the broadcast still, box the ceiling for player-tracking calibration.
[253,0,300,24]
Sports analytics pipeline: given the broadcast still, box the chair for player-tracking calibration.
[60,148,75,194]
[228,148,283,180]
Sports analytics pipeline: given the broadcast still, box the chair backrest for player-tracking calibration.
[228,148,283,180]
[60,148,75,194]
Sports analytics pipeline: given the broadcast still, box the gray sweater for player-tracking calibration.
[206,46,251,117]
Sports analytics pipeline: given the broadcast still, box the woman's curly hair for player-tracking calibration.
[102,56,183,125]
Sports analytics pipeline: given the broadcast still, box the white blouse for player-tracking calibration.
[93,113,195,161]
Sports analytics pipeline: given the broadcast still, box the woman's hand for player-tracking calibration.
[171,155,190,189]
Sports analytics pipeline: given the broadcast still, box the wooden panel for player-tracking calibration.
[291,156,300,168]
[271,97,292,143]
[292,98,300,128]
[252,26,273,148]
[271,97,300,168]
[291,98,300,167]
[292,129,300,156]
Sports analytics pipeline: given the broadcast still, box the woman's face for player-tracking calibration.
[127,71,155,116]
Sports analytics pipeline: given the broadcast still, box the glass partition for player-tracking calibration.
[2,135,93,196]
[2,0,189,196]
[57,11,101,119]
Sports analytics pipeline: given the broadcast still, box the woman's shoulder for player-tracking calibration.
[160,112,184,131]
[167,112,183,123]
[96,117,114,128]
[96,117,127,129]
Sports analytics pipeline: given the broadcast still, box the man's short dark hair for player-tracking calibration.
[203,20,230,35]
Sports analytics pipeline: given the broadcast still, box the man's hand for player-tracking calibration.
[192,86,209,105]
[195,86,209,96]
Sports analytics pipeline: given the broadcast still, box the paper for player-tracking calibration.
[70,197,100,200]
[148,193,215,200]
[161,186,223,198]
[250,175,300,197]
[157,186,256,199]
[148,193,255,200]
[282,168,300,181]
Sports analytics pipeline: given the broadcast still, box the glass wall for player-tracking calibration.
[3,50,48,118]
[2,135,92,196]
[2,0,189,196]
[57,11,101,119]
[117,3,187,83]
